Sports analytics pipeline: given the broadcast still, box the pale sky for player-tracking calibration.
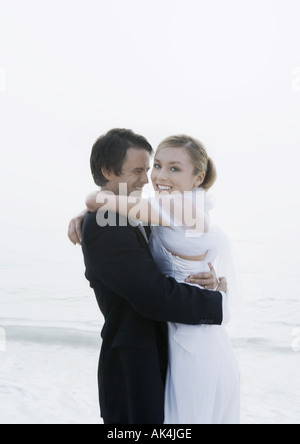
[0,0,300,241]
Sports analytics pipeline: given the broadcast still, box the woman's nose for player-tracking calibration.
[156,168,169,181]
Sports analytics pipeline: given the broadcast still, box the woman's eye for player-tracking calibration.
[154,164,161,169]
[171,167,180,172]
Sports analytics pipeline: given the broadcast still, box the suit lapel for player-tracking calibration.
[144,225,152,239]
[132,225,153,257]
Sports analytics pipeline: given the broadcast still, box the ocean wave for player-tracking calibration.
[233,336,296,355]
[1,324,294,356]
[1,323,102,349]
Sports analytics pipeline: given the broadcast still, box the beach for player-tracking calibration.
[1,226,299,424]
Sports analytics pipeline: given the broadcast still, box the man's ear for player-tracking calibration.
[101,167,114,182]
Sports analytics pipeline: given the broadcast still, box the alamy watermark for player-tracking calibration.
[0,328,6,352]
[0,67,6,92]
[292,67,300,92]
[96,184,206,233]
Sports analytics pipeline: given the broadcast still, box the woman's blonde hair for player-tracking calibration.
[156,135,217,190]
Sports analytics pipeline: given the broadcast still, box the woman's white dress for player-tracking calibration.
[148,190,240,424]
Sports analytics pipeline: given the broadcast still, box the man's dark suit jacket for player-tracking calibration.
[81,212,223,424]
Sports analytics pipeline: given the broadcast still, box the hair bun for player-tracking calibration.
[202,157,217,191]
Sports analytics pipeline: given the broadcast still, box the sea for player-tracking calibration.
[0,223,300,424]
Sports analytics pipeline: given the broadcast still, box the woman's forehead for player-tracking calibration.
[155,146,191,164]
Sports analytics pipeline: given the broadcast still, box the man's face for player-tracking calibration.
[107,148,151,196]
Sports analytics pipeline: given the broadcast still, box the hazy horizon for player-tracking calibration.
[1,0,300,245]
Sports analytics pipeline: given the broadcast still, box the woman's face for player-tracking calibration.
[151,146,205,194]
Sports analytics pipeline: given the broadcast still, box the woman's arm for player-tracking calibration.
[86,190,206,230]
[69,190,207,246]
[68,191,164,246]
[86,191,163,226]
[67,191,103,245]
[86,191,101,212]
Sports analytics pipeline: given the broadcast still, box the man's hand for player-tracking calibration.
[216,277,227,294]
[185,263,218,289]
[68,209,88,245]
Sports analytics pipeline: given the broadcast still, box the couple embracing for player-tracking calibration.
[68,128,240,424]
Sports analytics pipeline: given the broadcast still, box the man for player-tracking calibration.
[68,128,227,424]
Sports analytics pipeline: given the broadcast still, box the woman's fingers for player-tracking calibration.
[68,218,81,245]
[68,220,79,245]
[68,209,88,245]
[75,218,83,245]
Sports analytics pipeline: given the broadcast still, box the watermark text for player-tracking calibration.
[107,428,192,441]
[95,184,206,233]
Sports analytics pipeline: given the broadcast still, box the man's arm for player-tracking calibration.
[82,213,223,326]
[68,211,225,290]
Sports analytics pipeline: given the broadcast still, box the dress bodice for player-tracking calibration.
[148,189,220,276]
[148,190,232,348]
[149,226,218,283]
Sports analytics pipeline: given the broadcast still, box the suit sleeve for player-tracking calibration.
[82,214,223,325]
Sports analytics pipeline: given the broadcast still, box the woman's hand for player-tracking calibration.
[68,209,88,245]
[185,263,219,289]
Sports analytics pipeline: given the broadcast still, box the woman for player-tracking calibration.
[70,135,240,424]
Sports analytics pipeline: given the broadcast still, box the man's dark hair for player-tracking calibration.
[90,128,154,186]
